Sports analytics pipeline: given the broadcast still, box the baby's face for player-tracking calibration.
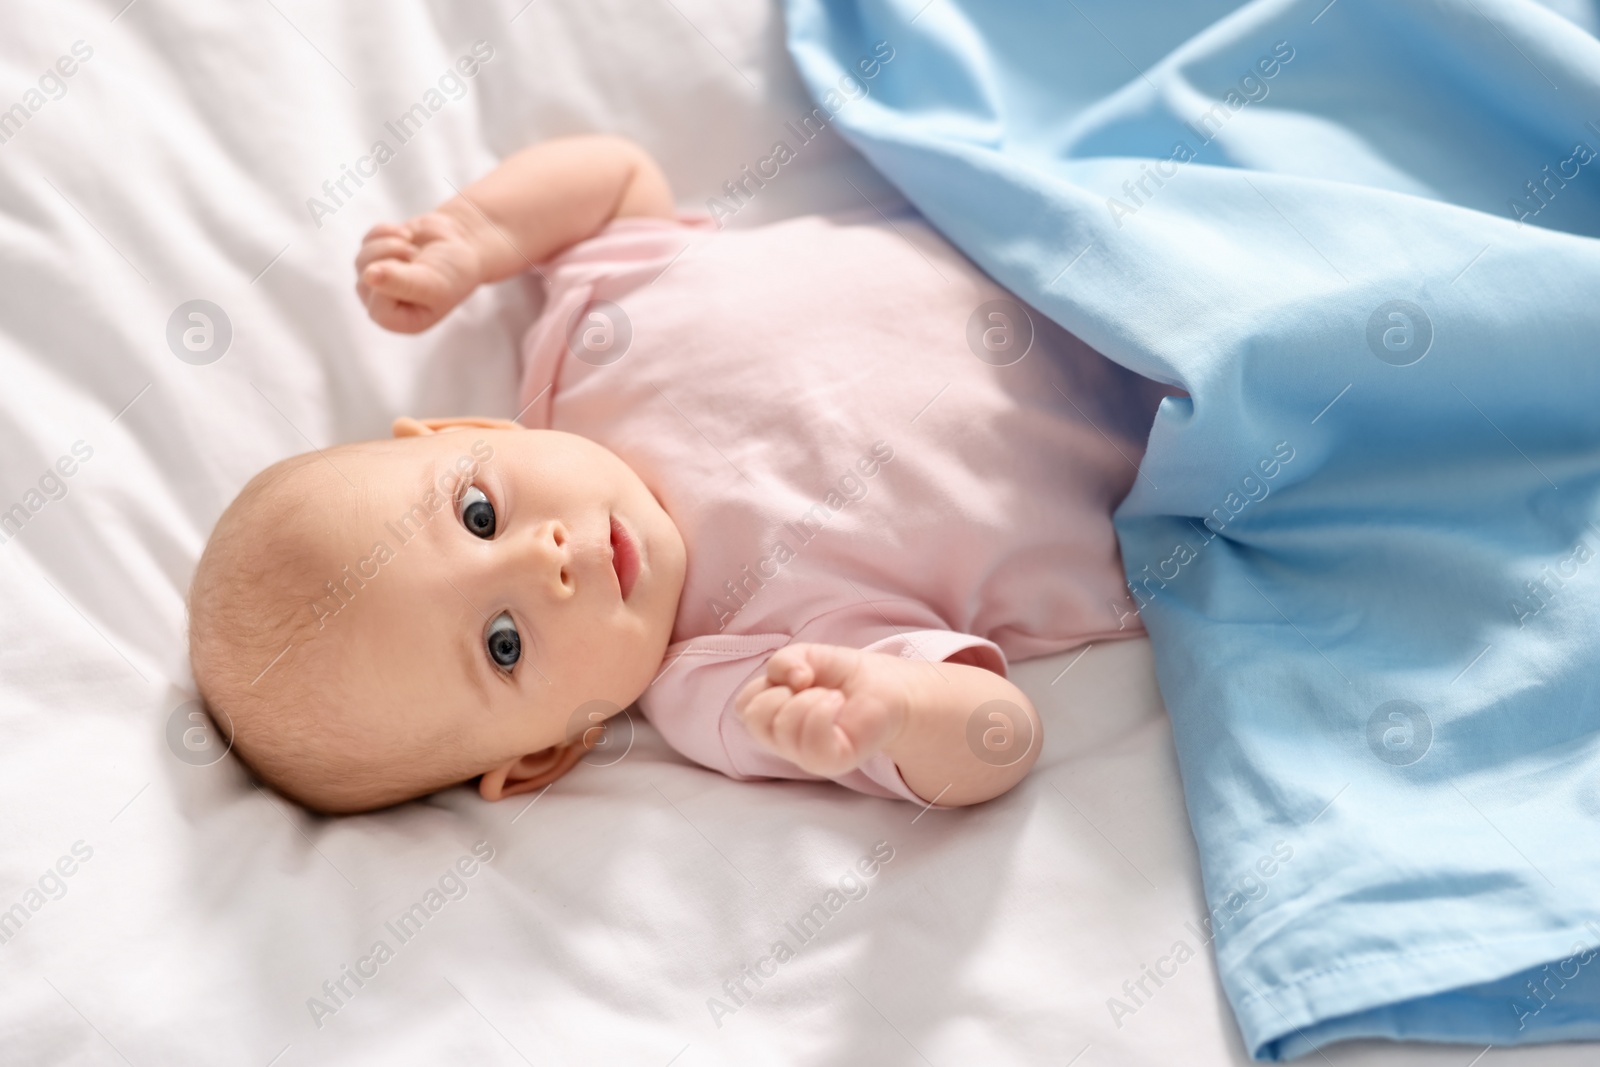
[310,425,685,793]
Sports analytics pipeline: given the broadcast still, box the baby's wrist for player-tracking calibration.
[879,652,1039,807]
[434,198,499,286]
[869,652,929,759]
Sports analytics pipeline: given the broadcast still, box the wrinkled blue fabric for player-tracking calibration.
[783,0,1600,1058]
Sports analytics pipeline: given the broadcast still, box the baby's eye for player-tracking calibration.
[485,612,521,672]
[459,485,496,539]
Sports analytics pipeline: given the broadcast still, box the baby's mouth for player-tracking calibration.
[609,514,640,601]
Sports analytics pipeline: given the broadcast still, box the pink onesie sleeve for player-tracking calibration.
[643,611,1008,805]
[517,216,713,428]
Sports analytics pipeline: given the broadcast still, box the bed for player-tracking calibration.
[1,0,1595,1062]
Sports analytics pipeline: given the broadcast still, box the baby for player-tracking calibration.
[188,135,1161,814]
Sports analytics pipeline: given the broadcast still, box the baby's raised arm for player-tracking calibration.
[356,135,674,332]
[735,644,1043,807]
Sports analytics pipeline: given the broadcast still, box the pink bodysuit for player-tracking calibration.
[519,211,1163,801]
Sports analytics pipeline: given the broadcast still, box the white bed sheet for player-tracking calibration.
[0,1,1591,1063]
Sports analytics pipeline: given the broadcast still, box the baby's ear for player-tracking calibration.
[478,741,587,800]
[392,416,522,438]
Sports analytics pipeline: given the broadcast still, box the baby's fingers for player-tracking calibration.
[361,220,413,243]
[770,686,841,759]
[361,259,454,309]
[735,671,765,705]
[736,683,792,748]
[407,212,469,246]
[735,672,778,715]
[833,696,897,762]
[364,292,443,335]
[355,236,417,274]
[799,692,856,773]
[765,645,817,692]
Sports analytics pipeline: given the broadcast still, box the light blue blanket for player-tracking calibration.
[783,0,1600,1057]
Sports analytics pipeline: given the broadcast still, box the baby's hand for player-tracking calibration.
[734,644,911,779]
[355,213,483,333]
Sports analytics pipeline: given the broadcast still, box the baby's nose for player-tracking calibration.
[516,519,574,599]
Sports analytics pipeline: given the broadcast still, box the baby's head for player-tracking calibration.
[187,417,686,813]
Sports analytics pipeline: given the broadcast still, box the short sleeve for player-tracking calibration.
[516,215,714,428]
[637,625,1008,805]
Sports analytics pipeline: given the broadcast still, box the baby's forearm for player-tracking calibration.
[438,135,674,282]
[885,658,1041,807]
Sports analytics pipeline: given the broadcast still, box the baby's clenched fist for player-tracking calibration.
[734,643,913,778]
[355,212,483,333]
